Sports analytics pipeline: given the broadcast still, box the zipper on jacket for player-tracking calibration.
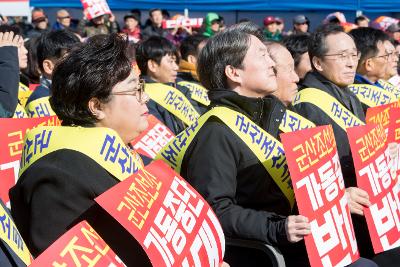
[258,98,264,123]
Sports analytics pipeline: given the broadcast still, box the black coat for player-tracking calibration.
[294,71,366,187]
[0,46,19,118]
[181,89,292,246]
[9,149,118,257]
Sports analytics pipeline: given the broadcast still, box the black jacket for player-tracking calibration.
[9,149,118,257]
[294,72,366,187]
[181,89,292,246]
[144,76,205,135]
[0,46,19,118]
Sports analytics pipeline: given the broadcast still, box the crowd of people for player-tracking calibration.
[1,5,400,267]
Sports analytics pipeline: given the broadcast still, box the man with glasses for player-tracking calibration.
[52,9,72,30]
[349,27,396,110]
[294,24,400,266]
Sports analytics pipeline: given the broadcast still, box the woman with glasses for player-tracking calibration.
[10,34,150,257]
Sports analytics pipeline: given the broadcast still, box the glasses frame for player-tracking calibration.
[323,51,361,62]
[111,79,146,103]
[370,51,400,61]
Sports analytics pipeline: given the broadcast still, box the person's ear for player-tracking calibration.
[225,65,242,85]
[88,97,106,120]
[187,54,197,65]
[312,56,323,72]
[147,59,159,74]
[42,59,55,76]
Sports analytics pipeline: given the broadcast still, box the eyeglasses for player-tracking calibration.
[323,51,361,62]
[370,51,400,61]
[57,15,71,19]
[111,79,147,103]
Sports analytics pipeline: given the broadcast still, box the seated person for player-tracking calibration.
[294,24,400,266]
[136,36,204,134]
[0,29,26,117]
[10,34,149,256]
[25,30,80,117]
[349,27,394,111]
[178,35,207,82]
[282,34,312,80]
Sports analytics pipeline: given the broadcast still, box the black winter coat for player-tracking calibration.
[0,46,19,118]
[181,89,292,245]
[293,72,366,187]
[9,149,118,257]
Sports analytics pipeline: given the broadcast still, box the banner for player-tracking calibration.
[281,125,359,267]
[347,123,400,253]
[131,115,175,159]
[387,108,400,191]
[81,0,111,20]
[366,101,400,135]
[0,116,60,205]
[162,18,203,29]
[0,199,31,266]
[29,220,126,266]
[0,0,29,17]
[95,160,225,267]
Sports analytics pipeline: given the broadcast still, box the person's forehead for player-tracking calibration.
[383,40,395,50]
[58,10,69,16]
[325,32,356,51]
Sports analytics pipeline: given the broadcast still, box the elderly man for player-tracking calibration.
[52,9,71,30]
[294,24,400,266]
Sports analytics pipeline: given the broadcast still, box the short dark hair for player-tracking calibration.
[124,13,139,22]
[354,15,368,25]
[0,25,21,35]
[227,21,264,41]
[283,34,310,68]
[50,34,132,126]
[149,8,162,17]
[308,24,346,69]
[348,27,390,64]
[37,30,79,73]
[135,36,178,75]
[179,35,207,61]
[197,29,251,90]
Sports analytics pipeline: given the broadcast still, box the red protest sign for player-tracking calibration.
[162,18,204,29]
[95,160,225,267]
[281,125,359,267]
[366,101,400,135]
[131,115,175,159]
[0,116,60,205]
[29,220,126,267]
[347,123,400,253]
[387,108,400,179]
[81,0,111,20]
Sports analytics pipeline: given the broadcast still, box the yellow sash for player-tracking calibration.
[0,203,31,265]
[348,84,397,107]
[280,110,315,132]
[293,88,365,131]
[19,126,144,181]
[13,104,28,118]
[145,83,200,126]
[18,82,32,107]
[25,96,56,118]
[177,81,211,106]
[377,79,400,99]
[155,106,294,208]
